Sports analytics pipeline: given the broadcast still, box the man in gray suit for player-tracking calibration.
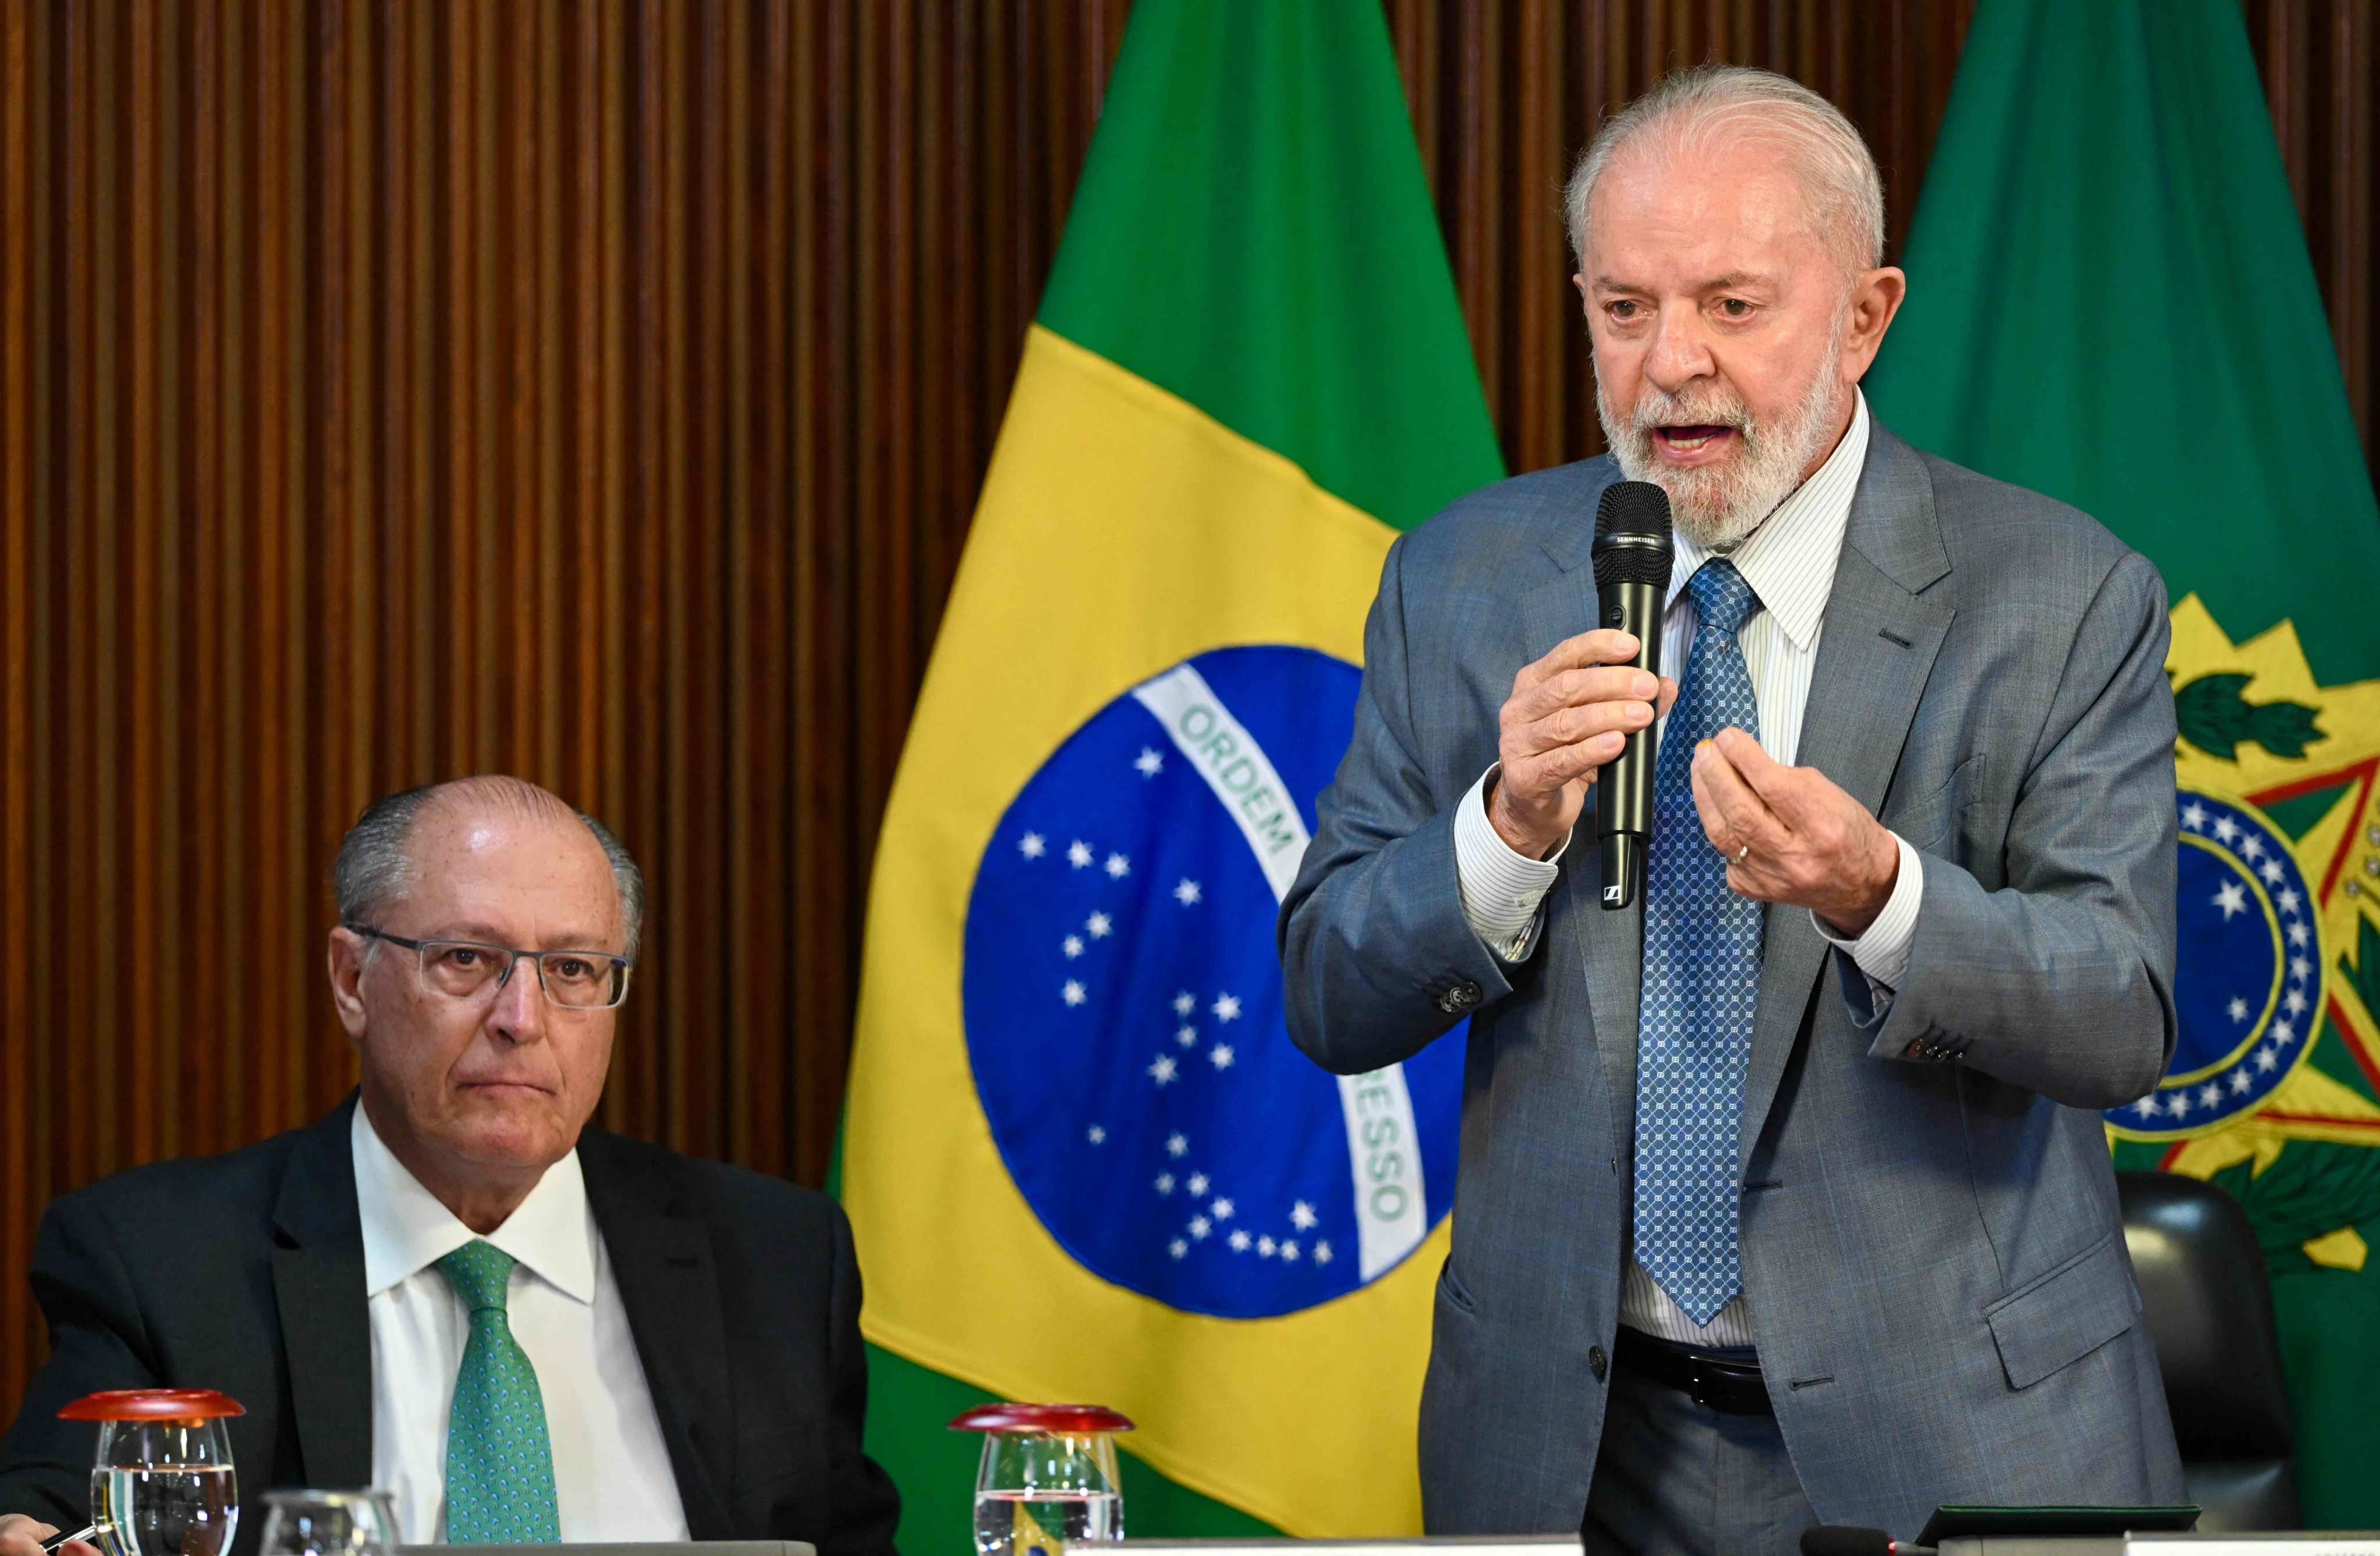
[1280,65,2184,1556]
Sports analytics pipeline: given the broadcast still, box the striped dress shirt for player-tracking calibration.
[1450,389,1926,1348]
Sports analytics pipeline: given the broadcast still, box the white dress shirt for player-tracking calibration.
[353,1106,690,1544]
[1451,390,1924,1348]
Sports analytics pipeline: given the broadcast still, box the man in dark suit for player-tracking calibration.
[0,776,899,1555]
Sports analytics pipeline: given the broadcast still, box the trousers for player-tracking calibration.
[1581,1336,1817,1556]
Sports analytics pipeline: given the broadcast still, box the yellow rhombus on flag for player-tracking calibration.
[839,3,1504,1551]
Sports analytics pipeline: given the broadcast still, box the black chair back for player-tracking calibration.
[2116,1170,2299,1530]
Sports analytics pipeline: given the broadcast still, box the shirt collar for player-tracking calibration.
[351,1102,598,1306]
[1666,388,1871,652]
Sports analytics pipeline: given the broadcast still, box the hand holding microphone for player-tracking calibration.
[1486,482,1678,872]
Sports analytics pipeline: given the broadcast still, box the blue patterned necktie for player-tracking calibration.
[438,1240,562,1544]
[1634,557,1765,1326]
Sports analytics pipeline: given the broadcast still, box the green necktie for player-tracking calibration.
[436,1240,562,1544]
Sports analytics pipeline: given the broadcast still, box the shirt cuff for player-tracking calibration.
[1453,764,1567,962]
[1812,831,1923,992]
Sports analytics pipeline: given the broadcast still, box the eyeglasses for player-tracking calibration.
[347,926,634,1010]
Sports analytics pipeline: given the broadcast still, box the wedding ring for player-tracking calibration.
[1733,842,1751,863]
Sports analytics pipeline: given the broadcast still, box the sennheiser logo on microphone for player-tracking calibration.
[1603,884,1624,905]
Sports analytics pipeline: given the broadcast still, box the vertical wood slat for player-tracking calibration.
[0,0,2372,1414]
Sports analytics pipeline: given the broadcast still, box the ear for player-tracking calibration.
[327,927,373,1040]
[1840,264,1907,382]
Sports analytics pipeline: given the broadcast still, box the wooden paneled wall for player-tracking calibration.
[0,0,2372,1410]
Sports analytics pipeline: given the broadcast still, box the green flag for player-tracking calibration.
[841,3,1501,1552]
[1869,0,2380,1525]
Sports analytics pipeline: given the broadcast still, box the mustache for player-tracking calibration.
[1623,388,1755,439]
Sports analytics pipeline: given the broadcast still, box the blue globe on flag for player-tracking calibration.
[2108,789,2322,1137]
[963,644,1463,1318]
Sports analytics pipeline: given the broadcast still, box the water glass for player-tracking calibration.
[952,1403,1132,1556]
[61,1390,245,1556]
[253,1490,399,1556]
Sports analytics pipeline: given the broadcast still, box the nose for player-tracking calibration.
[1642,305,1716,397]
[486,954,547,1045]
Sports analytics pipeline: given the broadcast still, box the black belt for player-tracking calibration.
[1613,1325,1775,1417]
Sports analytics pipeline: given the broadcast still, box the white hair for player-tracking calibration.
[1563,64,1885,277]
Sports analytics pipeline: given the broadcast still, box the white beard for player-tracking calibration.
[1596,332,1850,551]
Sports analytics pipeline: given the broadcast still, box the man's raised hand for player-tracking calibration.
[1687,727,1900,933]
[1488,629,1678,861]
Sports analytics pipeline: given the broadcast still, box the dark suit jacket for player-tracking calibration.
[0,1095,900,1556]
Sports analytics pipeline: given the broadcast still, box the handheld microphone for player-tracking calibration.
[1590,481,1675,911]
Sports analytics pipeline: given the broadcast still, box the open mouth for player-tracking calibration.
[1652,424,1738,454]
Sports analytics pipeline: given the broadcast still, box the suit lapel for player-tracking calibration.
[1519,540,1643,1154]
[582,1134,736,1538]
[1738,426,1955,1164]
[270,1096,374,1492]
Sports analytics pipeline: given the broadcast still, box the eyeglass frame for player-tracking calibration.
[344,924,636,1010]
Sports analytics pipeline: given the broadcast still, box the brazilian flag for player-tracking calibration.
[1866,0,2380,1526]
[839,2,1501,1550]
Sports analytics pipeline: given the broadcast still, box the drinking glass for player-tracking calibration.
[951,1403,1133,1556]
[253,1490,399,1556]
[59,1390,244,1556]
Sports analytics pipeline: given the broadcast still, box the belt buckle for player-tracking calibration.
[1683,1353,1758,1415]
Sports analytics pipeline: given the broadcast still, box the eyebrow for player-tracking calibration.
[420,922,617,952]
[1589,271,1781,293]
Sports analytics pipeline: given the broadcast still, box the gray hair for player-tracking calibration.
[334,775,647,959]
[1563,64,1884,277]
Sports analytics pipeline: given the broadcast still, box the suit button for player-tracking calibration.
[1437,980,1482,1014]
[1590,1345,1609,1382]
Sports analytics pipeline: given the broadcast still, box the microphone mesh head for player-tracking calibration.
[1592,481,1675,588]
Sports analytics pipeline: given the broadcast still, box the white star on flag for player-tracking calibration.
[1173,991,1196,1017]
[2231,1068,2254,1093]
[1176,1024,1197,1046]
[2256,1046,2280,1071]
[1210,1044,1236,1070]
[2228,997,2251,1022]
[2286,989,2309,1016]
[1020,832,1047,859]
[2261,859,2287,885]
[1148,1056,1178,1085]
[1187,1173,1208,1195]
[1068,840,1093,868]
[2241,835,2265,859]
[1229,1230,1250,1252]
[1135,747,1164,777]
[2170,1090,2192,1114]
[1281,1241,1301,1261]
[1169,1239,1188,1259]
[1105,852,1131,879]
[2274,1020,2297,1045]
[2280,888,2303,913]
[2181,802,2208,831]
[2293,956,2313,980]
[2289,922,2310,946]
[1189,1216,1211,1239]
[1086,912,1112,938]
[2132,1096,2161,1118]
[1062,980,1087,1006]
[1155,1173,1175,1193]
[1212,1198,1234,1220]
[1063,935,1084,959]
[2213,881,2248,919]
[1314,1242,1333,1265]
[1173,878,1202,906]
[1212,993,1241,1021]
[2213,816,2239,843]
[1257,1236,1277,1257]
[1087,1125,1107,1144]
[1166,1133,1188,1157]
[1290,1201,1317,1230]
[2199,1082,2224,1109]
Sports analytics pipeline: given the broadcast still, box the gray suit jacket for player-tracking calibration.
[1279,424,2186,1537]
